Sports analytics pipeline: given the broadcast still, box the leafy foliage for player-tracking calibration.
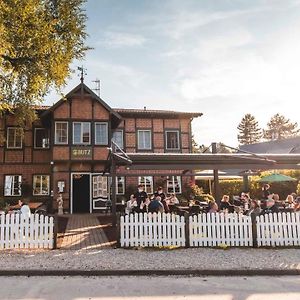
[263,113,300,140]
[0,0,89,126]
[237,113,262,145]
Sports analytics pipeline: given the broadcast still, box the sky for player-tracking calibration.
[46,0,300,147]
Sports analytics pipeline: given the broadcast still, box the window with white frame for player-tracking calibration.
[4,175,22,196]
[7,127,22,149]
[55,122,68,144]
[33,175,50,195]
[95,122,108,145]
[165,130,180,150]
[116,176,125,195]
[167,176,182,194]
[93,175,108,198]
[112,130,124,149]
[138,176,153,194]
[34,128,49,149]
[73,122,91,144]
[137,130,152,150]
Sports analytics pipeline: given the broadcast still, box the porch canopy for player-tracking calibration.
[110,151,300,225]
[117,153,300,171]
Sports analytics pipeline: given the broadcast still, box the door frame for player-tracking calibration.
[70,172,92,214]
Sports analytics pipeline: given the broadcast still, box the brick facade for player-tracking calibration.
[0,83,201,213]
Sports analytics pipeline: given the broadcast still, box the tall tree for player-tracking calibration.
[263,113,300,140]
[0,0,89,125]
[237,114,262,145]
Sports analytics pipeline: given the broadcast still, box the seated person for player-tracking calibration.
[148,196,164,213]
[220,195,235,213]
[260,197,279,215]
[125,194,137,214]
[245,199,261,221]
[140,197,151,213]
[285,194,295,209]
[18,199,31,218]
[208,201,218,213]
[294,197,300,212]
[167,193,179,205]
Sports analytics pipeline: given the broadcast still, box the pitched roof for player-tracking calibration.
[239,136,300,154]
[40,82,122,121]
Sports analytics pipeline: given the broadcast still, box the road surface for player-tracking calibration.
[1,275,300,300]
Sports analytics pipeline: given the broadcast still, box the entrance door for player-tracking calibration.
[92,175,109,211]
[72,174,90,213]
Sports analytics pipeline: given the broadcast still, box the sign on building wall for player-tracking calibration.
[71,147,93,159]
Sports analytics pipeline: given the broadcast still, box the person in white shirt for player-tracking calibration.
[125,195,137,214]
[18,200,31,218]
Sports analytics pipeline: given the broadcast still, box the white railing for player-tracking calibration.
[0,213,54,249]
[189,213,253,247]
[256,212,300,247]
[120,213,185,247]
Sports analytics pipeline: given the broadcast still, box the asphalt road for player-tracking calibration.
[1,276,300,300]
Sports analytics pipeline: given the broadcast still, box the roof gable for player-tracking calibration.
[41,82,122,122]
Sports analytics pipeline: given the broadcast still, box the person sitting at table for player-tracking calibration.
[285,194,295,209]
[134,184,148,213]
[260,197,279,215]
[140,196,151,213]
[154,186,166,201]
[148,195,164,213]
[18,199,31,218]
[293,197,300,212]
[125,194,137,214]
[208,200,218,213]
[245,199,261,221]
[220,195,235,213]
[262,184,271,200]
[167,193,179,205]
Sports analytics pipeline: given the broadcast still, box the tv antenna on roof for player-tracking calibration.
[77,66,87,83]
[92,78,101,97]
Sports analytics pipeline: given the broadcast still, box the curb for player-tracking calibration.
[0,269,299,277]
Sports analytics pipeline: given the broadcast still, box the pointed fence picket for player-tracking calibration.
[0,213,54,249]
[120,213,185,247]
[189,213,253,247]
[256,212,300,247]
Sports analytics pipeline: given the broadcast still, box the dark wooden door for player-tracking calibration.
[72,174,90,213]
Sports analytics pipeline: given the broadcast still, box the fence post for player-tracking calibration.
[53,214,58,250]
[184,212,190,248]
[251,215,258,248]
[116,212,121,248]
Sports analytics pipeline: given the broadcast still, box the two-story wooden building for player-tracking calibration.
[0,82,202,213]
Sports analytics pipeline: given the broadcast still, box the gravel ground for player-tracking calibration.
[0,248,299,271]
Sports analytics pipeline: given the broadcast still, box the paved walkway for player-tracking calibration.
[60,214,114,250]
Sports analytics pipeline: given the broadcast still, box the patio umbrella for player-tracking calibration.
[258,173,297,183]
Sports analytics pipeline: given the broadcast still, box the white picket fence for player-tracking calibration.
[0,213,54,249]
[189,213,253,247]
[256,212,300,247]
[119,212,300,248]
[120,213,185,247]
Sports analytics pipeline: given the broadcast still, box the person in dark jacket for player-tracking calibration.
[154,186,169,213]
[262,184,271,200]
[134,184,148,212]
[148,196,164,213]
[260,198,279,215]
[219,195,235,213]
